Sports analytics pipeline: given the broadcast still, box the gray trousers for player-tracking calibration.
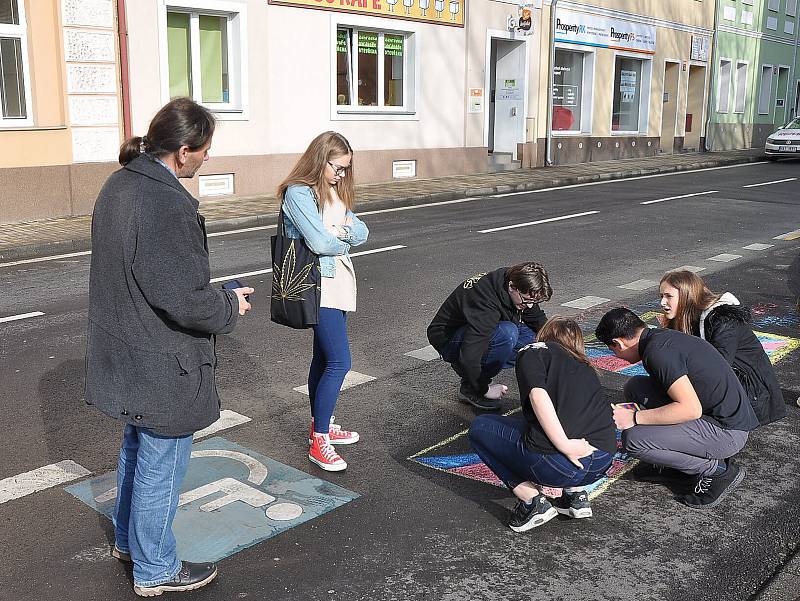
[622,376,749,477]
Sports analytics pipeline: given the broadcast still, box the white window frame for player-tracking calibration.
[0,0,34,127]
[157,0,248,120]
[766,15,779,29]
[552,43,595,137]
[758,64,774,115]
[717,58,732,113]
[787,0,798,16]
[330,14,418,121]
[609,51,652,136]
[733,60,748,114]
[768,0,781,11]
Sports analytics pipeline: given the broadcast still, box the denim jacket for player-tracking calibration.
[281,184,369,277]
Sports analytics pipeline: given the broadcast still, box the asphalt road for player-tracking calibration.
[1,160,799,601]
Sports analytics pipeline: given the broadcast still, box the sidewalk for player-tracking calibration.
[0,148,766,262]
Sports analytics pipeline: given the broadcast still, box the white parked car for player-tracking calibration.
[765,116,800,159]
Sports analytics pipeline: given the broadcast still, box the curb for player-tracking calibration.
[0,153,765,263]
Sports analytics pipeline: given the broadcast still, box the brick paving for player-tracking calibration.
[0,148,765,261]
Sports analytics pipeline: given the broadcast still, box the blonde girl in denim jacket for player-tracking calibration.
[277,131,369,471]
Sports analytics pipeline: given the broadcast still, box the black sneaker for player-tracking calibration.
[508,495,558,533]
[457,383,501,411]
[679,460,745,509]
[554,490,593,519]
[133,561,218,597]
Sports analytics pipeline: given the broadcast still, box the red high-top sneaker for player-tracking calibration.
[308,432,347,471]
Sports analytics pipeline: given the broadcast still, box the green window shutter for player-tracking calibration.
[199,15,228,103]
[167,12,192,99]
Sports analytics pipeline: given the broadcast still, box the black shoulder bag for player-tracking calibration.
[270,208,321,328]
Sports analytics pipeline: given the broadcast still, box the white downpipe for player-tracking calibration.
[545,0,559,165]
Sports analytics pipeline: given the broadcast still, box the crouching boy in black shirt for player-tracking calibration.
[595,308,759,508]
[427,263,551,411]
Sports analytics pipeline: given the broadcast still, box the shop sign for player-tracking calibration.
[554,8,656,55]
[468,88,484,113]
[267,0,464,27]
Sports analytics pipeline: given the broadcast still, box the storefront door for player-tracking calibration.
[659,61,680,154]
[488,38,526,156]
[684,65,705,152]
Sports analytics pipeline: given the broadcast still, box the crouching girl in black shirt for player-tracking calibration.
[468,316,616,533]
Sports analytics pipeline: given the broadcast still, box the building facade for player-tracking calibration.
[707,0,800,150]
[0,0,124,223]
[123,0,551,200]
[537,0,716,165]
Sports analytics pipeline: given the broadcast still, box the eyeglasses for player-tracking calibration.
[327,161,350,177]
[511,286,539,307]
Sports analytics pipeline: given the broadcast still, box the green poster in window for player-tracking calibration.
[199,15,228,103]
[384,35,403,57]
[167,12,192,99]
[337,29,349,53]
[358,31,378,55]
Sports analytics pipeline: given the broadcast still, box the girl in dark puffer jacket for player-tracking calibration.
[657,270,786,426]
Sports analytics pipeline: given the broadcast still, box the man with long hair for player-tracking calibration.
[86,98,252,596]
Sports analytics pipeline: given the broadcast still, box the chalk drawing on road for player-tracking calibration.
[65,437,358,563]
[408,408,637,501]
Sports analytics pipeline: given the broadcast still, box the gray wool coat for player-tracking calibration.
[85,154,239,436]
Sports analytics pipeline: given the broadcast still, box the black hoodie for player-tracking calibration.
[699,300,786,426]
[427,268,547,396]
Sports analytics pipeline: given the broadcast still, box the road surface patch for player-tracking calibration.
[65,437,358,563]
[293,371,376,395]
[0,460,91,504]
[708,253,742,262]
[404,345,441,361]
[194,410,252,440]
[618,279,658,291]
[562,296,610,310]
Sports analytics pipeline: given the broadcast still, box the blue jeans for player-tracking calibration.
[309,308,351,434]
[468,414,613,490]
[113,425,193,587]
[439,321,534,382]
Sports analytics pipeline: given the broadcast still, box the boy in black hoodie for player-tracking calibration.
[427,263,552,410]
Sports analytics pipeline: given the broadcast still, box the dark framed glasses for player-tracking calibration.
[327,161,350,177]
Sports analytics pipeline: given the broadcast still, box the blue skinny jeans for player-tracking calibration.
[468,414,613,490]
[309,307,351,434]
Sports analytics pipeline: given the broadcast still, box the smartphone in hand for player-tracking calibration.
[222,279,249,300]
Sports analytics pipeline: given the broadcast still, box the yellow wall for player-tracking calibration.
[586,0,714,30]
[0,0,71,168]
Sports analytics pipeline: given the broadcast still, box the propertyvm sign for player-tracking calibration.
[554,8,656,55]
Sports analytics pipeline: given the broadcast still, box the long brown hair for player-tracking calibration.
[118,97,215,165]
[659,270,721,334]
[277,131,355,211]
[536,316,592,367]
